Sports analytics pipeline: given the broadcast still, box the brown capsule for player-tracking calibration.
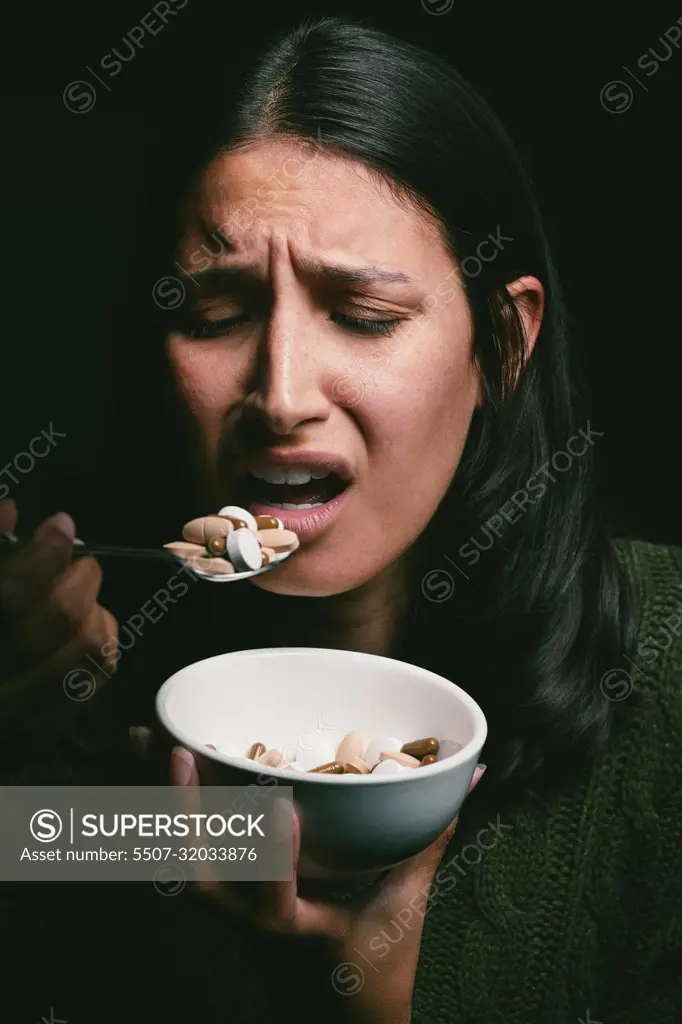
[221,516,250,531]
[420,754,438,766]
[401,737,440,758]
[247,742,266,760]
[254,515,283,530]
[379,750,421,768]
[207,535,228,555]
[342,759,372,774]
[309,761,344,774]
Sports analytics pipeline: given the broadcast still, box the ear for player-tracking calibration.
[474,275,544,408]
[506,275,544,362]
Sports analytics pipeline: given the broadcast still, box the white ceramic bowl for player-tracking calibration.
[155,647,487,878]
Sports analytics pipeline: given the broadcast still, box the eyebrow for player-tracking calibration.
[187,220,415,286]
[182,261,415,292]
[297,259,415,286]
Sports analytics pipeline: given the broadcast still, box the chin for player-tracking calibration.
[250,558,373,599]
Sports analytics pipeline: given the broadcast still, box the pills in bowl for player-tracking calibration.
[164,504,299,576]
[219,732,461,777]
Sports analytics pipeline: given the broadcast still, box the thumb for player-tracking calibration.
[441,762,487,844]
[0,499,18,534]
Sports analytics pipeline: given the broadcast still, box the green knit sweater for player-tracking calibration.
[411,539,682,1023]
[1,540,680,1023]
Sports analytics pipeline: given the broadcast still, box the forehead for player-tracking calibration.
[181,139,453,278]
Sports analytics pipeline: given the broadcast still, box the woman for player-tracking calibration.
[1,15,680,1024]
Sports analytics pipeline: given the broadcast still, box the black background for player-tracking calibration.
[1,0,681,544]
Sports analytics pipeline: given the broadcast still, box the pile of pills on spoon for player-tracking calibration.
[209,732,457,776]
[164,505,299,575]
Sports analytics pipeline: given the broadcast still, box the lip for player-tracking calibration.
[235,449,354,543]
[248,489,350,541]
[245,449,353,483]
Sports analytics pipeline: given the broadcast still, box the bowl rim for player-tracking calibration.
[155,646,488,785]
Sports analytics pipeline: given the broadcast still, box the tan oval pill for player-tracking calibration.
[181,519,207,544]
[256,529,299,552]
[336,731,364,763]
[203,516,235,543]
[401,737,440,758]
[164,541,208,558]
[247,742,266,760]
[379,750,421,768]
[254,515,283,530]
[309,761,344,774]
[182,516,233,545]
[420,754,438,766]
[191,556,235,574]
[257,748,283,766]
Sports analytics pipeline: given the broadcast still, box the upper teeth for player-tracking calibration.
[251,467,330,485]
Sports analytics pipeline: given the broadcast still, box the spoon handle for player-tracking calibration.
[0,532,184,568]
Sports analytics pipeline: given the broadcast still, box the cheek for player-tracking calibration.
[167,339,237,439]
[364,328,478,489]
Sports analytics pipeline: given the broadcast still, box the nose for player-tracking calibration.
[245,293,330,437]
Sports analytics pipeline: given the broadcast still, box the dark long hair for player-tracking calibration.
[81,15,637,792]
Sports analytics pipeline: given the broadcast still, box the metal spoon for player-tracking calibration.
[0,532,294,583]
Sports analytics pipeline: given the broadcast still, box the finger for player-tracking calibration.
[247,812,349,938]
[129,725,153,759]
[0,513,76,613]
[440,762,487,843]
[13,556,105,660]
[170,746,228,891]
[188,800,302,933]
[127,725,170,784]
[170,745,200,788]
[0,498,18,533]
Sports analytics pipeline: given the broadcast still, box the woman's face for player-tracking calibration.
[166,139,481,597]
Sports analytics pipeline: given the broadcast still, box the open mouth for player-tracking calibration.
[241,467,349,510]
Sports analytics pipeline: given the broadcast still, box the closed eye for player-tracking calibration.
[331,313,402,336]
[183,314,250,339]
[178,312,404,340]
